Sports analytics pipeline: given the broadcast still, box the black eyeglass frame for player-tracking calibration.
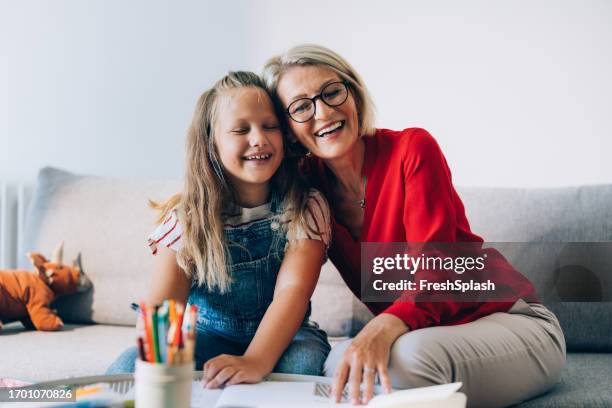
[284,81,350,123]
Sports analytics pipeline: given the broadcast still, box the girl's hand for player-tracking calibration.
[203,355,266,389]
[331,314,408,405]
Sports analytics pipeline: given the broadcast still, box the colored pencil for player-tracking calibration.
[140,302,153,362]
[173,304,185,349]
[169,299,176,326]
[157,303,168,363]
[151,306,161,363]
[137,337,146,361]
[184,305,197,362]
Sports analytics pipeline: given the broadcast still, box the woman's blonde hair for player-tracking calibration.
[262,44,376,136]
[151,71,311,293]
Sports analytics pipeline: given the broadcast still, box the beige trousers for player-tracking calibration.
[324,301,566,408]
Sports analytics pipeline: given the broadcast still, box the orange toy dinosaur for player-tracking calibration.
[0,243,92,331]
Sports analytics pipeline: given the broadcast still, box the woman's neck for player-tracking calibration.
[323,138,366,196]
[234,183,270,208]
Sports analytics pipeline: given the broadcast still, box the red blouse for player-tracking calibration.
[306,128,538,331]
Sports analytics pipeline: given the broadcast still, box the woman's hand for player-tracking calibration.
[331,313,408,405]
[202,354,266,389]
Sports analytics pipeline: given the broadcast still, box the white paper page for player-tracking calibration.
[254,382,464,408]
[215,381,324,407]
[190,380,223,408]
[369,382,462,407]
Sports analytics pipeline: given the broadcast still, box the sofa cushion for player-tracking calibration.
[516,353,612,407]
[0,321,135,382]
[459,185,612,351]
[21,167,181,325]
[310,262,375,338]
[459,185,612,243]
[310,262,355,337]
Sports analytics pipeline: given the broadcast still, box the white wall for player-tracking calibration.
[0,0,254,183]
[1,0,611,187]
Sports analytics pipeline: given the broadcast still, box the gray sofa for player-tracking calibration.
[2,167,611,407]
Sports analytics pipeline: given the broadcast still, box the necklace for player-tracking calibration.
[331,169,367,209]
[353,176,367,209]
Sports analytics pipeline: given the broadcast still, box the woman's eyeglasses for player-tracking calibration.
[285,81,350,123]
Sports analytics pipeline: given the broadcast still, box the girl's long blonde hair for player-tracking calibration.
[151,71,310,293]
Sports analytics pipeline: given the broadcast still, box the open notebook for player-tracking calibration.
[191,380,465,408]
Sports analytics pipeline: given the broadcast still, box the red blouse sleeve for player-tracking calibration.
[381,129,477,329]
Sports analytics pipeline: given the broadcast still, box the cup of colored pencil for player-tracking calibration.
[136,300,197,365]
[134,300,197,408]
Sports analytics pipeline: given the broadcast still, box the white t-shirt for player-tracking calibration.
[147,190,331,254]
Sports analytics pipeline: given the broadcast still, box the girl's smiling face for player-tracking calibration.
[276,65,360,160]
[214,87,283,195]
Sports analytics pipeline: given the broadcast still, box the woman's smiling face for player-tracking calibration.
[276,65,360,160]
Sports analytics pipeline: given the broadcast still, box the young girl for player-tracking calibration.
[106,71,331,387]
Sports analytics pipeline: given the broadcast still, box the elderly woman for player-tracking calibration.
[262,45,565,408]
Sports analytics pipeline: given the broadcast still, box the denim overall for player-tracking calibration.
[189,190,309,339]
[105,190,330,376]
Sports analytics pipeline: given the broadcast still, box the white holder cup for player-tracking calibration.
[135,359,192,408]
